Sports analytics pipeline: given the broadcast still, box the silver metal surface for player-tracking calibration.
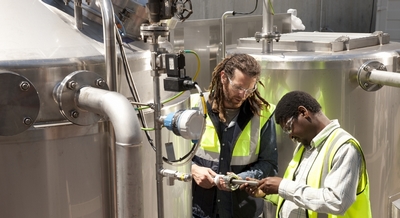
[187,0,375,33]
[238,32,391,52]
[390,193,400,218]
[53,70,109,126]
[64,0,148,39]
[231,179,259,186]
[4,0,397,218]
[142,92,193,218]
[254,0,280,53]
[0,1,191,218]
[228,39,400,218]
[0,122,111,218]
[96,0,118,91]
[0,71,40,136]
[171,14,290,90]
[357,61,385,91]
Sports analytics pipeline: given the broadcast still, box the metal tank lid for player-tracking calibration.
[0,0,102,61]
[238,31,390,52]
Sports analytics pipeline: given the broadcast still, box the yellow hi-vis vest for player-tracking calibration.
[273,128,372,218]
[191,93,275,165]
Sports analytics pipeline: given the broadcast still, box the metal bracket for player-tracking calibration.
[255,30,281,43]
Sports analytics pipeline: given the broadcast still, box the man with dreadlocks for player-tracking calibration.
[191,53,278,218]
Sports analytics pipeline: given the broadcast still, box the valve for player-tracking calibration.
[160,168,192,186]
[213,174,259,191]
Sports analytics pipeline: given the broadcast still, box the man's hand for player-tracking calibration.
[192,164,217,189]
[240,177,266,198]
[258,177,282,195]
[241,177,283,197]
[215,172,241,192]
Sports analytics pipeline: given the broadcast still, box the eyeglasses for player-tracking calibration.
[282,116,294,134]
[227,76,257,96]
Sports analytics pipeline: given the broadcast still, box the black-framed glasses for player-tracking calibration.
[227,76,257,96]
[282,116,294,134]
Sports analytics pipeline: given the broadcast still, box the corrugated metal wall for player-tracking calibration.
[187,0,376,33]
[376,0,400,41]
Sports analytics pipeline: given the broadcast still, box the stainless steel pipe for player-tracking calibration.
[77,87,143,218]
[96,0,117,91]
[221,11,234,60]
[74,0,83,30]
[369,69,400,88]
[262,0,273,53]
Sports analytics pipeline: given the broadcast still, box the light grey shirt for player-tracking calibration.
[278,120,362,217]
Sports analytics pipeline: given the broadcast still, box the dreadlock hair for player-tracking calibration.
[207,53,270,122]
[275,91,322,125]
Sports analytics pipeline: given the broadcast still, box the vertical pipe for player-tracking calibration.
[262,0,273,53]
[262,0,273,34]
[95,1,118,217]
[97,0,117,91]
[147,38,165,218]
[153,60,165,218]
[116,144,143,218]
[77,87,144,218]
[147,0,161,23]
[221,11,234,60]
[319,0,325,31]
[108,127,117,218]
[74,0,83,30]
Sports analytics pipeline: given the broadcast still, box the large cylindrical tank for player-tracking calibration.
[228,32,400,217]
[0,0,193,217]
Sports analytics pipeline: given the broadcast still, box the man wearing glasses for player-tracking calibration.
[191,53,278,218]
[242,91,372,218]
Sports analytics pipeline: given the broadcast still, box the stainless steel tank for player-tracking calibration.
[0,0,193,217]
[228,31,400,218]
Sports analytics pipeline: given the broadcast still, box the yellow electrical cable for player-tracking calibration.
[184,50,201,81]
[200,95,207,115]
[268,0,275,15]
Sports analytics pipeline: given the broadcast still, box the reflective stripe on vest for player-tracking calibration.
[191,93,274,166]
[276,128,372,218]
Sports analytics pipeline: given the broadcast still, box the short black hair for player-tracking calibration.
[275,91,322,125]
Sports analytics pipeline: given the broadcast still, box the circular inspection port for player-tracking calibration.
[0,71,40,136]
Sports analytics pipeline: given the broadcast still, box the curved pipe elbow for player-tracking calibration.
[77,86,143,146]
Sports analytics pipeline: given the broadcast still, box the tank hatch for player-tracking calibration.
[237,31,390,52]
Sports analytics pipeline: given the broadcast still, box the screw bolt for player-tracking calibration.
[378,65,387,71]
[23,117,33,126]
[96,78,105,87]
[71,110,79,118]
[20,81,30,91]
[67,81,77,90]
[363,66,371,72]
